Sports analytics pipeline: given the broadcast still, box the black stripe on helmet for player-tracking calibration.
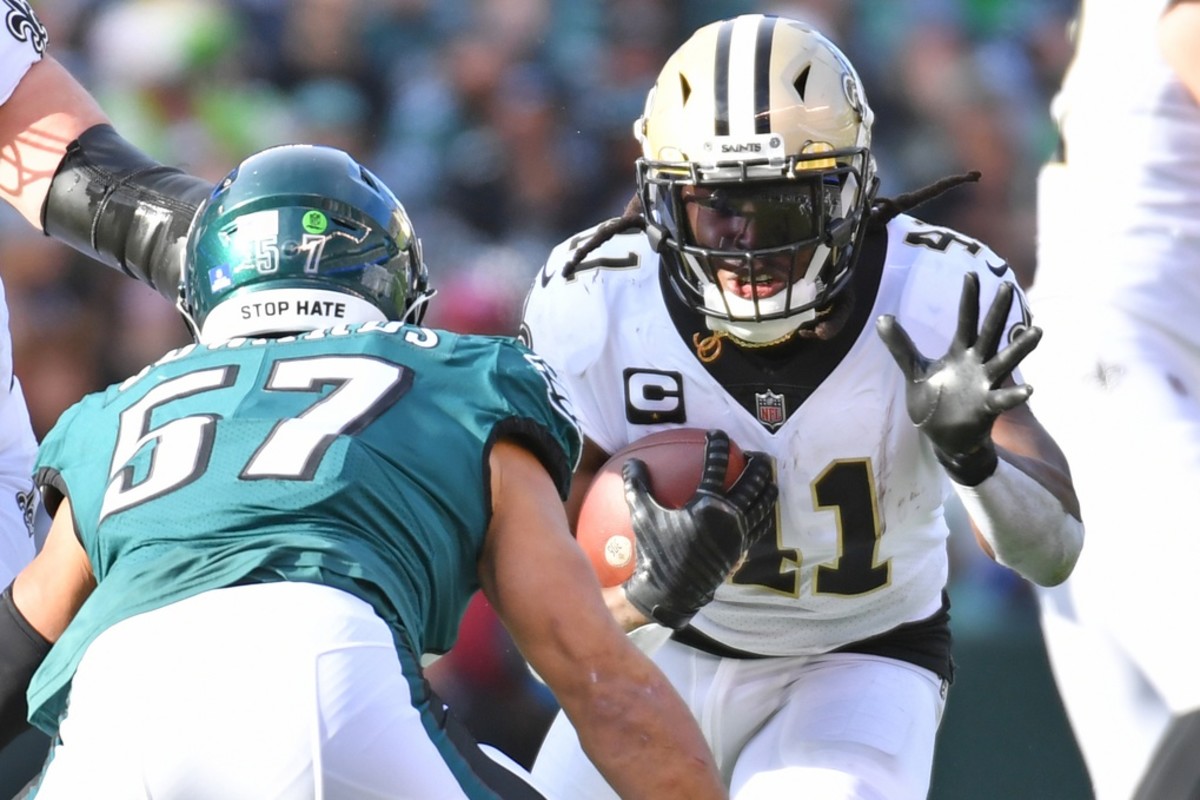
[714,19,734,135]
[754,16,777,134]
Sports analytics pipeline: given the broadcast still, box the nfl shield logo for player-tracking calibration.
[755,390,786,431]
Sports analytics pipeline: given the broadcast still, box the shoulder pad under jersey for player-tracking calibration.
[886,215,1032,357]
[521,224,655,376]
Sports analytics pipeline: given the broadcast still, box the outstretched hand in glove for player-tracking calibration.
[621,430,777,630]
[876,271,1042,486]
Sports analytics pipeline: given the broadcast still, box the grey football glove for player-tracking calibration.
[622,430,778,630]
[876,272,1042,486]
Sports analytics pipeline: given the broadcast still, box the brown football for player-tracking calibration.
[575,429,746,587]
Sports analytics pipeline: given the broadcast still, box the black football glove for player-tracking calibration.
[621,430,778,630]
[876,271,1042,486]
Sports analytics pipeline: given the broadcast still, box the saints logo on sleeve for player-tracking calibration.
[3,0,46,55]
[0,0,46,106]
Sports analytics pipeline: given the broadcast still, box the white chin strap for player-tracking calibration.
[198,287,390,343]
[701,280,820,344]
[688,243,832,344]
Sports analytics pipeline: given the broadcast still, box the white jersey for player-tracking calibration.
[0,1,42,105]
[1025,3,1200,796]
[1034,0,1200,339]
[522,213,1029,657]
[0,1,45,585]
[0,0,43,393]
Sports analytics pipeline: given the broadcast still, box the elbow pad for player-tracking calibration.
[0,583,51,749]
[40,123,214,301]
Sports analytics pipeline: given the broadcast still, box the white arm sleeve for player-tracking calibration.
[952,457,1084,587]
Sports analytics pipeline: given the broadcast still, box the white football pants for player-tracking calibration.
[533,640,945,800]
[32,581,547,799]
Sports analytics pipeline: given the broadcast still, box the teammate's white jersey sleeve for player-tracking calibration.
[0,2,45,106]
[522,215,1030,655]
[0,3,48,583]
[521,224,651,455]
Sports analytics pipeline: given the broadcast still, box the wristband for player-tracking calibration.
[935,441,998,486]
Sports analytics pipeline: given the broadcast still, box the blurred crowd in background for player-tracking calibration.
[3,0,1081,782]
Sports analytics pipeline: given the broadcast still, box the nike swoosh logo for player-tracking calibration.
[986,260,1009,277]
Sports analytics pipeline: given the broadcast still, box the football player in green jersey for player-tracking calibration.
[0,144,770,799]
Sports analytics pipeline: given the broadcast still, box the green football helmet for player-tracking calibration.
[179,144,432,343]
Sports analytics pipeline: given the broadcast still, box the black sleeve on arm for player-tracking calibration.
[0,584,51,750]
[491,418,576,500]
[40,123,215,301]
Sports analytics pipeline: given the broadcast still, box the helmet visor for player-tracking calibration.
[680,179,841,251]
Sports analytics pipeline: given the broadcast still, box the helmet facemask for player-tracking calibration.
[640,148,874,344]
[634,14,878,345]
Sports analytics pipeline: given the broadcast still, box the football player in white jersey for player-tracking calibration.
[0,3,212,791]
[0,0,98,599]
[521,15,1084,800]
[1024,2,1200,797]
[0,2,211,590]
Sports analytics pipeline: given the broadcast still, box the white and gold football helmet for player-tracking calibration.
[635,14,877,344]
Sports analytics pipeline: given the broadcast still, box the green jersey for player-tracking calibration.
[27,321,580,734]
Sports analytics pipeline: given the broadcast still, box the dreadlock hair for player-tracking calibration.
[561,192,650,280]
[560,170,983,280]
[560,170,983,346]
[868,171,981,228]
